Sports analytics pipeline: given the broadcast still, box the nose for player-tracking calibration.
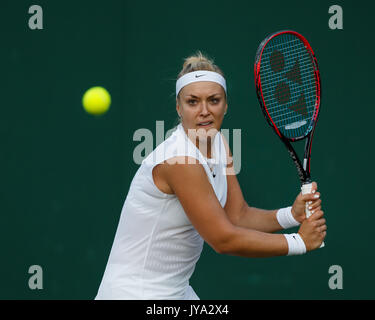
[200,102,210,116]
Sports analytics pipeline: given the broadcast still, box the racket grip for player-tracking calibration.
[301,182,325,248]
[301,183,313,218]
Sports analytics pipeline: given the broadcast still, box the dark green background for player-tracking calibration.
[1,0,373,299]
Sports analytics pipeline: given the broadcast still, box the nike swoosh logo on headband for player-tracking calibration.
[195,74,206,78]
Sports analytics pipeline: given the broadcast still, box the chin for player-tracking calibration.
[196,127,220,140]
[185,123,220,140]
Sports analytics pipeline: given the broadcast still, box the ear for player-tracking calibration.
[224,103,228,115]
[176,101,181,117]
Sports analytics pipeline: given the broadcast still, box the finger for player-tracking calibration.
[311,181,318,193]
[301,192,321,202]
[308,199,321,210]
[306,207,321,218]
[309,206,321,214]
[308,210,324,221]
[315,218,326,227]
[307,209,324,219]
[312,219,326,231]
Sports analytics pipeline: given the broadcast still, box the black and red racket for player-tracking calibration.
[254,30,323,243]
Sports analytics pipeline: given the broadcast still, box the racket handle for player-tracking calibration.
[301,182,325,248]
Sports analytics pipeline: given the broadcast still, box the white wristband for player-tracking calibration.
[276,206,300,229]
[284,233,307,256]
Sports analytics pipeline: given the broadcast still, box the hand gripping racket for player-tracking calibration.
[254,30,324,247]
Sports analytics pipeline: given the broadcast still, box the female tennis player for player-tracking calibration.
[95,51,326,300]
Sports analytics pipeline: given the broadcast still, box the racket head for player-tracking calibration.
[254,30,321,142]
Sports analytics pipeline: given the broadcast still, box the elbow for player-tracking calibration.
[214,241,235,255]
[226,202,247,227]
[211,229,237,255]
[213,243,230,255]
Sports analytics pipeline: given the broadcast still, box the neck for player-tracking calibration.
[195,136,213,159]
[181,125,216,159]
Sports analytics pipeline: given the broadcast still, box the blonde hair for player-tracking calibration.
[176,51,225,100]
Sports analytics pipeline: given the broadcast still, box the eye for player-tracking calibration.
[211,98,220,104]
[188,99,197,105]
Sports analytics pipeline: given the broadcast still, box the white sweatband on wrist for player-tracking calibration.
[284,233,307,256]
[276,206,300,229]
[176,71,227,97]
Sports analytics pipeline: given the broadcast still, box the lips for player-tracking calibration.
[197,121,213,127]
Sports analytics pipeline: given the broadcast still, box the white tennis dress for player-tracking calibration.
[95,124,228,300]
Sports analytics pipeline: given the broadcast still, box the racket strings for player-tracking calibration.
[259,34,318,139]
[261,52,313,73]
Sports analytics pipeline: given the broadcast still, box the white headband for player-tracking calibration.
[176,71,227,97]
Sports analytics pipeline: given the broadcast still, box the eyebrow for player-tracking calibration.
[185,94,222,99]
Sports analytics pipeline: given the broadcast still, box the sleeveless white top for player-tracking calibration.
[95,124,228,300]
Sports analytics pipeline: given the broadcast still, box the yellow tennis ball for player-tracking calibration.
[82,86,111,115]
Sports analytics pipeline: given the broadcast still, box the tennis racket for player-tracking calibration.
[254,30,324,247]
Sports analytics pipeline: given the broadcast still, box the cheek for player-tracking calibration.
[181,107,198,122]
[213,104,226,117]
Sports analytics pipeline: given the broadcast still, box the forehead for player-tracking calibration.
[180,81,224,97]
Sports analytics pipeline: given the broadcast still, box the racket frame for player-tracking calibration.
[254,30,322,185]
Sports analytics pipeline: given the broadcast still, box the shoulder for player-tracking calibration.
[157,156,204,178]
[152,156,205,195]
[159,156,208,187]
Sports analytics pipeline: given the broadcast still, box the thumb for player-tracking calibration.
[300,181,318,199]
[301,191,320,202]
[311,181,318,193]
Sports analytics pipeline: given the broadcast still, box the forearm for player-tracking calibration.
[218,225,288,258]
[235,205,283,233]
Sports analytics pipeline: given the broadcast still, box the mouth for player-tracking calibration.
[197,121,214,128]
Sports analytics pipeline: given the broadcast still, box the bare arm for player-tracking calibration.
[223,162,283,233]
[238,205,281,233]
[160,157,289,258]
[224,172,323,233]
[218,133,283,233]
